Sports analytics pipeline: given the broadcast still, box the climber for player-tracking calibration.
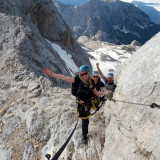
[90,70,108,110]
[91,71,107,92]
[96,63,117,92]
[43,65,111,144]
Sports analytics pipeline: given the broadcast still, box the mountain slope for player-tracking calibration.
[0,0,91,80]
[0,0,91,159]
[54,0,160,44]
[53,0,89,6]
[132,1,160,24]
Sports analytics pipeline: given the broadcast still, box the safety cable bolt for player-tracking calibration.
[45,154,51,160]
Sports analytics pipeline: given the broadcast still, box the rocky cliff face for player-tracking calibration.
[0,0,91,159]
[0,0,75,49]
[1,0,160,160]
[102,32,160,160]
[0,0,91,82]
[54,0,160,44]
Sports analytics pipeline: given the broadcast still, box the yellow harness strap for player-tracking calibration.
[76,110,92,119]
[76,96,101,119]
[90,96,101,110]
[76,100,91,119]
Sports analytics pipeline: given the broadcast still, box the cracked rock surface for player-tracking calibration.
[102,32,160,160]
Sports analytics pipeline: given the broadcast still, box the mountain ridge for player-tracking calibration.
[54,0,160,44]
[132,1,160,24]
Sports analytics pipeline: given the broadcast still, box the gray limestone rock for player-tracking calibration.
[0,0,91,159]
[102,32,160,160]
[1,117,21,140]
[22,142,36,160]
[0,0,160,159]
[25,110,46,140]
[28,81,40,91]
[131,40,142,46]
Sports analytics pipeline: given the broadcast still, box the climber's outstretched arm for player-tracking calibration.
[43,69,75,83]
[96,63,105,79]
[93,88,112,96]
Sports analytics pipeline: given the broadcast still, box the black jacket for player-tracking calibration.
[91,78,105,91]
[72,76,96,103]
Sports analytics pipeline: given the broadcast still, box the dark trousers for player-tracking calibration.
[82,119,89,137]
[77,103,90,137]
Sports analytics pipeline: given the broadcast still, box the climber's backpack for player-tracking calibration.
[71,80,80,97]
[71,75,92,98]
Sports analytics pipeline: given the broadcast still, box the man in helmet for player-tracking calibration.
[96,63,117,92]
[44,65,111,144]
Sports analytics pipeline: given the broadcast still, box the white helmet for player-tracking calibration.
[92,71,99,76]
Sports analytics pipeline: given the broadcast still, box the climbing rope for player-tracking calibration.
[45,118,79,160]
[44,94,159,160]
[110,98,160,109]
[45,97,106,160]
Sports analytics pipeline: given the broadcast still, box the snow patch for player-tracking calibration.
[46,39,78,76]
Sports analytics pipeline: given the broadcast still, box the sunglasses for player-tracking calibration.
[80,72,88,76]
[93,76,98,78]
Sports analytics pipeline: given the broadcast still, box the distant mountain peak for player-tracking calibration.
[100,0,118,2]
[132,1,160,24]
[90,0,118,2]
[55,0,160,44]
